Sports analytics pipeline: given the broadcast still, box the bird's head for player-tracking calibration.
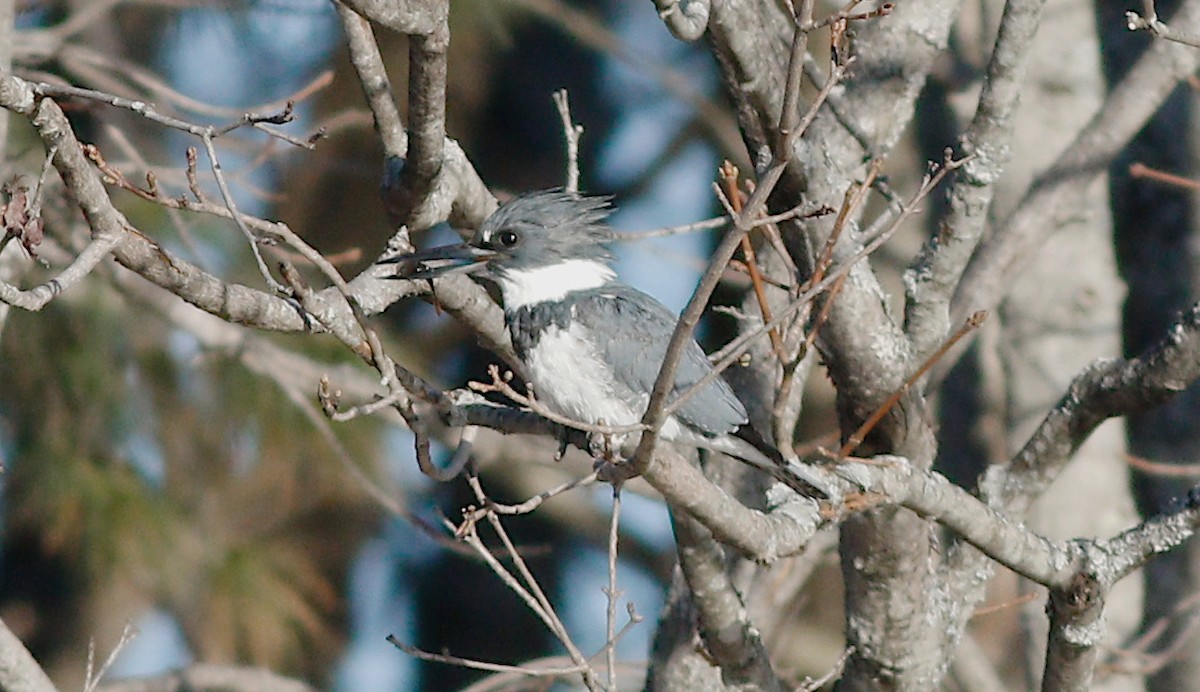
[383,190,619,307]
[469,190,615,273]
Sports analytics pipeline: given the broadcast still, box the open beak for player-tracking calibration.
[378,243,498,279]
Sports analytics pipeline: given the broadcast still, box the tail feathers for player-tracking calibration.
[733,425,833,500]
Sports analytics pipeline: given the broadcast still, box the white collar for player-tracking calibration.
[494,259,616,309]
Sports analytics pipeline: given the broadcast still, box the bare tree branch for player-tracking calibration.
[671,505,785,690]
[985,301,1200,514]
[904,0,1048,358]
[704,4,958,684]
[336,2,496,230]
[336,0,446,36]
[0,616,56,692]
[642,447,823,561]
[1042,573,1106,692]
[97,663,316,692]
[651,0,711,41]
[553,89,583,194]
[0,230,119,309]
[388,16,449,226]
[949,0,1200,346]
[1126,0,1200,48]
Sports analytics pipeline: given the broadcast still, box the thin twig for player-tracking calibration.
[1105,590,1200,676]
[1129,161,1200,191]
[609,203,826,242]
[463,475,600,689]
[633,147,800,472]
[513,0,742,157]
[83,623,138,692]
[553,89,584,194]
[1124,453,1200,477]
[387,636,589,677]
[198,133,284,292]
[470,471,601,519]
[662,155,964,423]
[0,234,122,310]
[721,161,785,359]
[1127,0,1200,47]
[837,310,987,460]
[605,486,622,690]
[470,364,648,436]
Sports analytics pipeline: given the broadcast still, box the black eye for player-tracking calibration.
[496,230,520,248]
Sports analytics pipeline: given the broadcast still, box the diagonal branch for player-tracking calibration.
[948,0,1200,352]
[387,18,448,226]
[0,616,56,692]
[671,503,785,690]
[337,3,495,230]
[983,301,1200,514]
[0,232,119,309]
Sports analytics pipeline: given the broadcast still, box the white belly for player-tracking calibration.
[525,324,644,429]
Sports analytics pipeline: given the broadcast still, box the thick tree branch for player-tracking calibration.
[671,507,784,690]
[337,3,495,230]
[949,0,1200,339]
[389,15,448,225]
[1042,573,1106,692]
[336,0,446,36]
[704,2,960,686]
[984,301,1200,514]
[652,0,711,41]
[940,302,1200,683]
[904,0,1048,358]
[645,448,823,562]
[856,459,1200,592]
[1035,494,1200,692]
[0,616,56,692]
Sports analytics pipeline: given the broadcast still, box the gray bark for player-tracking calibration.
[1097,0,1200,688]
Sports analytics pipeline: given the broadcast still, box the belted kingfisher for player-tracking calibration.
[383,190,829,498]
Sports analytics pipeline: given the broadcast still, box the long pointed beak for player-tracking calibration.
[378,243,498,279]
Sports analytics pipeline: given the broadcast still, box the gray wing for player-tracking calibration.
[573,285,748,435]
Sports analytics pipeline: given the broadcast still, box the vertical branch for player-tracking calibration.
[553,89,584,194]
[337,0,495,230]
[1041,575,1106,692]
[605,486,622,690]
[670,505,784,690]
[391,23,449,224]
[904,0,1048,359]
